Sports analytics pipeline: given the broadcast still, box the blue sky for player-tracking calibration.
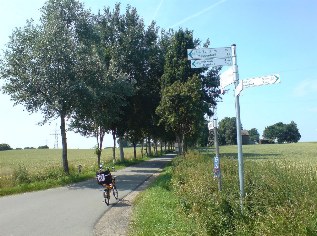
[0,0,316,149]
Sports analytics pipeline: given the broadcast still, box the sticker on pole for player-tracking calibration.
[213,156,220,178]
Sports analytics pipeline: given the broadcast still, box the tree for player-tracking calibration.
[263,121,301,143]
[156,75,205,153]
[95,4,162,160]
[248,128,260,143]
[285,121,301,143]
[0,0,91,174]
[157,28,219,153]
[0,144,12,151]
[218,117,237,145]
[69,62,134,166]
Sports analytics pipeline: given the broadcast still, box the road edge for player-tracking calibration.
[93,171,161,236]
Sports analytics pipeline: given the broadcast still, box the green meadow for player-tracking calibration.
[129,142,317,235]
[0,147,144,196]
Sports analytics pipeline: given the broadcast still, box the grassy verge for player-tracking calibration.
[129,165,205,236]
[129,143,317,235]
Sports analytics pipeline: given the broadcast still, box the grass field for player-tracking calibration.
[0,147,145,196]
[129,142,317,235]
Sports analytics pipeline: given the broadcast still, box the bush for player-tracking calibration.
[0,143,12,151]
[38,145,49,149]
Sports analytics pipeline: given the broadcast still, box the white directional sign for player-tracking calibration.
[191,58,232,68]
[220,66,235,89]
[243,74,280,88]
[187,47,231,60]
[235,80,243,96]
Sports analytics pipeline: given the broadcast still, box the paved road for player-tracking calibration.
[0,154,175,236]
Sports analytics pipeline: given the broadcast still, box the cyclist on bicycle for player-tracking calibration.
[96,164,113,186]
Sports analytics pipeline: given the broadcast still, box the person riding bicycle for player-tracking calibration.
[96,164,113,186]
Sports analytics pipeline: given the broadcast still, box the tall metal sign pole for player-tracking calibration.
[232,44,244,209]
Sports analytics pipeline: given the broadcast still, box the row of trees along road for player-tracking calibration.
[0,0,221,174]
[217,117,301,145]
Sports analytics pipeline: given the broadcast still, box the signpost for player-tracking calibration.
[188,44,281,212]
[187,47,231,60]
[187,46,232,193]
[191,58,232,68]
[230,44,245,211]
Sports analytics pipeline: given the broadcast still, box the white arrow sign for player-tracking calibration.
[187,47,231,60]
[191,58,232,68]
[243,74,280,88]
[220,66,235,89]
[235,80,243,96]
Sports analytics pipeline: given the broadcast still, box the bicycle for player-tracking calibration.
[96,165,118,205]
[102,175,118,205]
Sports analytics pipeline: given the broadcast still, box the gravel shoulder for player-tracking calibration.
[94,154,175,236]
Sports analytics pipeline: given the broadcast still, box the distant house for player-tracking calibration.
[259,139,275,144]
[241,130,250,145]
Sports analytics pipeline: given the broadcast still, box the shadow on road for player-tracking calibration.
[66,154,176,192]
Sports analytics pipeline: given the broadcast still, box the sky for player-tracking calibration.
[0,0,316,149]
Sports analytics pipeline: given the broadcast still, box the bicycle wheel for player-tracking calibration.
[104,189,110,205]
[112,186,118,200]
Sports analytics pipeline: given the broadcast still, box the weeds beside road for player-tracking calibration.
[129,143,317,235]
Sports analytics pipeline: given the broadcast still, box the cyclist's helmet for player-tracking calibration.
[99,164,103,170]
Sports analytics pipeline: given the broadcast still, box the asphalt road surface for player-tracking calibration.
[0,154,175,236]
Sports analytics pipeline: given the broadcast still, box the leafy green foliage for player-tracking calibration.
[157,28,220,151]
[0,144,12,151]
[0,0,93,174]
[218,117,237,145]
[248,128,260,143]
[263,121,301,143]
[157,75,205,148]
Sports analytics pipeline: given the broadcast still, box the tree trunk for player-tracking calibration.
[119,136,124,162]
[141,142,144,158]
[176,135,183,155]
[96,129,104,167]
[60,114,69,174]
[147,137,151,156]
[133,142,137,159]
[160,141,163,155]
[112,130,116,163]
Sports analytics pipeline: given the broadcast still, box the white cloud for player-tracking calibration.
[293,79,317,97]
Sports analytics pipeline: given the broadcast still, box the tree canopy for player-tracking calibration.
[1,0,222,169]
[218,117,237,145]
[248,128,260,143]
[263,121,301,143]
[0,0,92,173]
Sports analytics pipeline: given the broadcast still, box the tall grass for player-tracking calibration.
[129,143,317,235]
[0,147,144,196]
